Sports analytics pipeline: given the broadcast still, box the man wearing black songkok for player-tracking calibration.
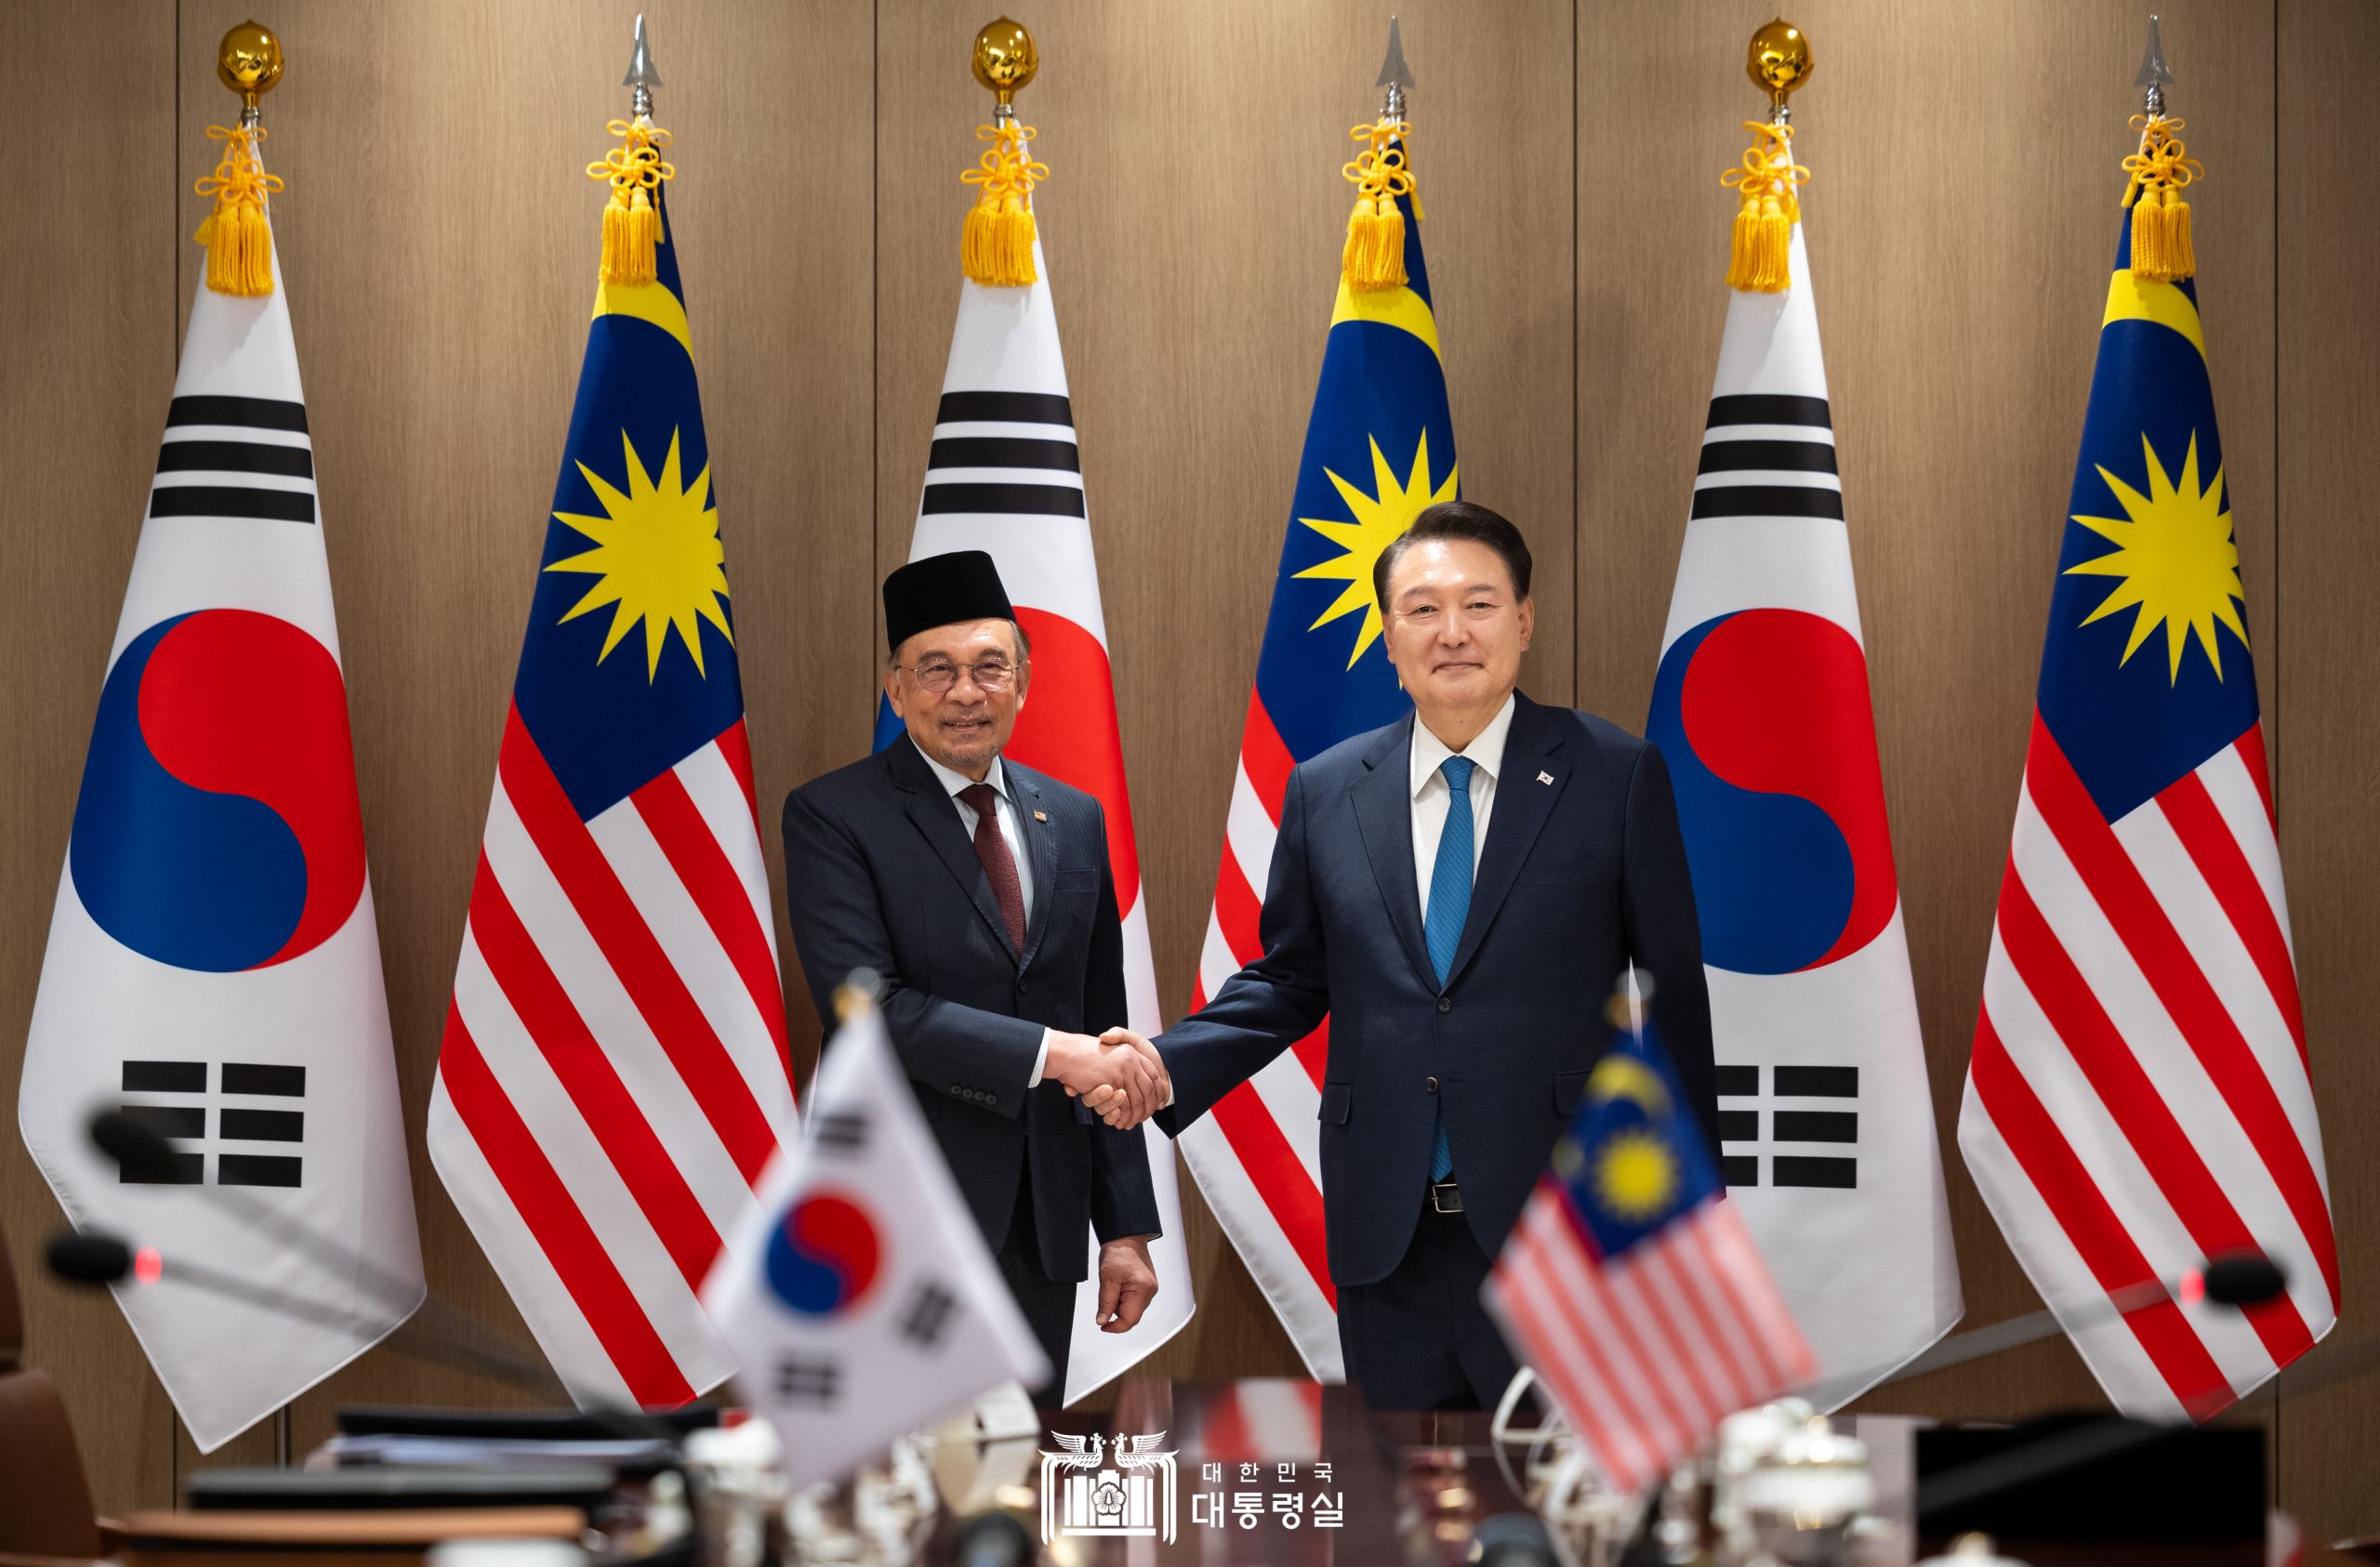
[780,550,1167,1400]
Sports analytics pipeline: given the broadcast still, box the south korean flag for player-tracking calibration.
[702,980,1048,1487]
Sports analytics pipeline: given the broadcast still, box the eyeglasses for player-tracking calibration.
[897,658,1018,694]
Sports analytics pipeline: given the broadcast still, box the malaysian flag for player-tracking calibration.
[428,119,799,1407]
[1958,109,2335,1421]
[1485,994,1814,1496]
[1174,103,1456,1378]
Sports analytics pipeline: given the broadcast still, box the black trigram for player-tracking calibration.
[811,1110,869,1156]
[117,1060,306,1187]
[898,1281,960,1351]
[1714,1063,1858,1190]
[774,1353,840,1406]
[919,389,1087,519]
[1691,393,1844,521]
[147,395,318,525]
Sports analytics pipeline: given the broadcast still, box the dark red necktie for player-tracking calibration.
[958,783,1026,952]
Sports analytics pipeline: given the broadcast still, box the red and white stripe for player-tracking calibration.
[1960,717,2334,1420]
[429,708,797,1407]
[1174,693,1344,1376]
[1486,1192,1815,1495]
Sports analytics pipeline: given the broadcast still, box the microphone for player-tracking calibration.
[91,1109,429,1315]
[73,1108,690,1443]
[46,1224,555,1386]
[1857,1250,2290,1393]
[84,1109,574,1395]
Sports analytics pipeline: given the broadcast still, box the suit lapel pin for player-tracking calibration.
[1033,810,1048,823]
[1537,770,1554,786]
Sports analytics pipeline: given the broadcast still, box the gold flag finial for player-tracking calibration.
[1724,20,1813,293]
[197,20,284,296]
[1746,19,1813,118]
[218,20,284,124]
[961,17,1046,286]
[972,17,1038,114]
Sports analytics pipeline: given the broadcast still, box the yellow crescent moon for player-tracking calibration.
[1589,1054,1672,1118]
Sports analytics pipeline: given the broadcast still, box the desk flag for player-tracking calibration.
[872,83,1193,1403]
[18,125,423,1451]
[704,984,1050,1489]
[1485,990,1815,1496]
[1176,89,1458,1378]
[1959,101,2335,1421]
[428,112,799,1409]
[1645,114,1961,1402]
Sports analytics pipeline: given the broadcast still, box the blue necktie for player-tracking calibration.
[1423,756,1476,1181]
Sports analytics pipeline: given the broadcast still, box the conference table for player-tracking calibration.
[112,1380,2271,1566]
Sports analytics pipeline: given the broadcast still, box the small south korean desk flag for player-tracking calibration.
[702,979,1048,1488]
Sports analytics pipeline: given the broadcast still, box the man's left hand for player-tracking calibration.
[1094,1235,1158,1333]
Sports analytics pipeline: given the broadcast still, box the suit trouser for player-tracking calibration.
[1335,1197,1519,1411]
[995,1158,1078,1407]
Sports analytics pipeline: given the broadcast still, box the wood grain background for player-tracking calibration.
[3,0,2372,1549]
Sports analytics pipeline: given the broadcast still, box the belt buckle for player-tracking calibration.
[1430,1179,1463,1215]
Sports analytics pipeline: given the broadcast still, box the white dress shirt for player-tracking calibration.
[919,750,1059,1088]
[1408,692,1516,914]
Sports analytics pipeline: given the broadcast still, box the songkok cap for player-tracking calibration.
[883,549,1015,652]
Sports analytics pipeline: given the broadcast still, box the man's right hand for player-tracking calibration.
[1045,1031,1165,1128]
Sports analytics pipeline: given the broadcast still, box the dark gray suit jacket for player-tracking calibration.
[1154,691,1717,1285]
[782,735,1159,1283]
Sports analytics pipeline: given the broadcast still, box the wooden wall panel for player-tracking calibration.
[2275,0,2380,1554]
[0,1,182,1517]
[1581,0,2279,1426]
[872,0,1574,1385]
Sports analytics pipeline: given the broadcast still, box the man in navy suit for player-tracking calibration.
[782,551,1166,1400]
[1091,502,1716,1410]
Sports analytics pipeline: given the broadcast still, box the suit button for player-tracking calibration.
[1437,995,1452,1015]
[1425,1075,1440,1095]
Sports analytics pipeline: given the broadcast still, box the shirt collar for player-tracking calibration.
[1409,693,1517,799]
[919,746,1010,806]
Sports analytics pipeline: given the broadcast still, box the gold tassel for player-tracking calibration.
[1342,121,1418,292]
[960,121,1046,286]
[588,118,673,285]
[2122,114,2201,284]
[1721,121,1806,293]
[192,125,283,297]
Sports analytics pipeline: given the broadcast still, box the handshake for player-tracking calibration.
[1046,1028,1167,1129]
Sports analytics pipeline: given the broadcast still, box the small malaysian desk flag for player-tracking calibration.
[703,981,1050,1490]
[1484,986,1814,1495]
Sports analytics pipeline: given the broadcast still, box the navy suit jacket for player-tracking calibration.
[1154,691,1717,1285]
[782,735,1159,1283]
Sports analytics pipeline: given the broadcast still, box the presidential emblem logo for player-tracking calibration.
[1039,1429,1177,1544]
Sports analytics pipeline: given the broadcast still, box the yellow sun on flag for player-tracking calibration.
[1293,430,1458,669]
[2065,431,2246,684]
[1593,1129,1680,1224]
[546,428,733,681]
